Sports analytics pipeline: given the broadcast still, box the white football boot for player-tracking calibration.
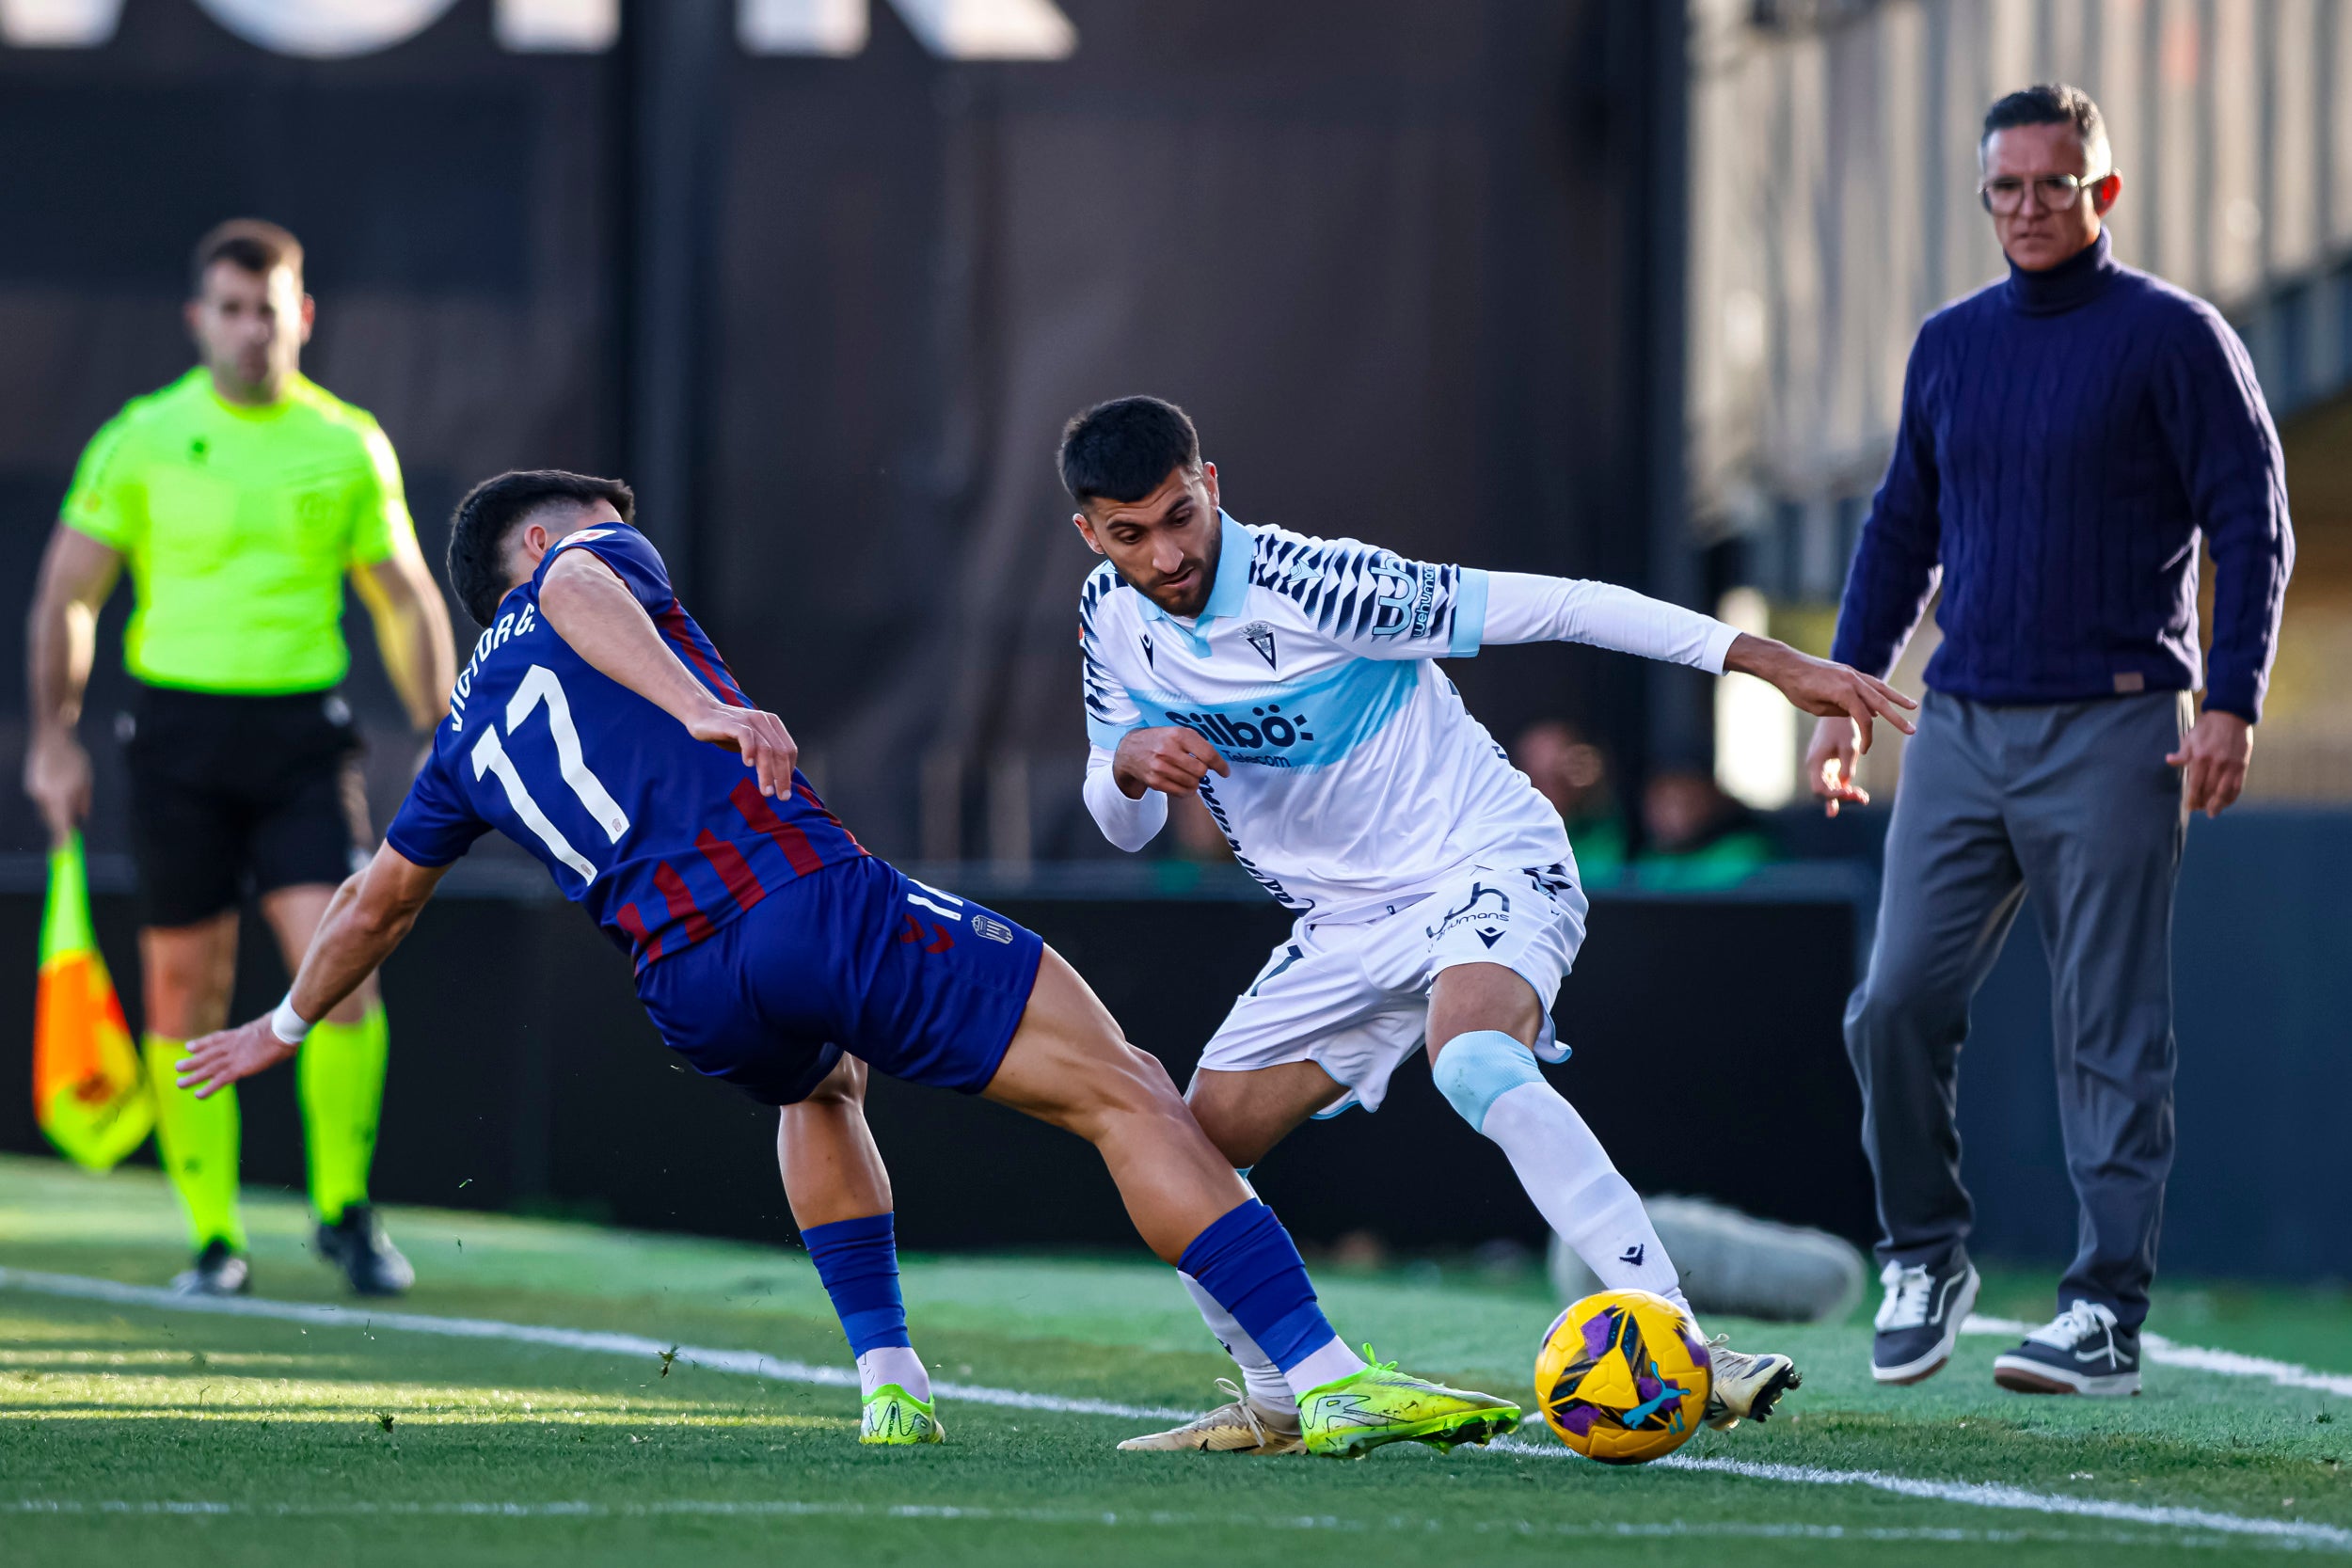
[1117,1378,1304,1455]
[1702,1338,1802,1430]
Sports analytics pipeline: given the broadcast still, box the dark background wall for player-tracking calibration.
[0,0,1692,865]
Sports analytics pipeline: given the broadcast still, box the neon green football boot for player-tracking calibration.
[1297,1351,1523,1458]
[859,1385,945,1446]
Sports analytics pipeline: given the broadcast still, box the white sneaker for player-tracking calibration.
[1993,1300,2142,1397]
[1871,1258,1979,1386]
[1702,1338,1800,1430]
[1116,1379,1304,1454]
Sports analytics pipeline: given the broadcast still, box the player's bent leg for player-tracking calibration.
[979,945,1251,1264]
[1184,1061,1346,1172]
[263,883,409,1296]
[779,1055,893,1226]
[1427,962,1801,1429]
[141,913,249,1291]
[987,947,1521,1457]
[776,1058,941,1443]
[1113,1063,1348,1451]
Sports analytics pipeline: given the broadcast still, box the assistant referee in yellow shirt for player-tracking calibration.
[23,220,455,1296]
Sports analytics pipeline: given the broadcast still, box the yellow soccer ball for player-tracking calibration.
[1534,1288,1712,1465]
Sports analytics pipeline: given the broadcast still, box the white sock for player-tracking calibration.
[1285,1336,1369,1399]
[1181,1270,1296,1414]
[1480,1080,1689,1309]
[857,1345,930,1402]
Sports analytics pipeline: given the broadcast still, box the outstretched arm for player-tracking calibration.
[1480,574,1916,742]
[1722,632,1916,745]
[537,546,798,799]
[1478,572,1742,670]
[175,846,448,1098]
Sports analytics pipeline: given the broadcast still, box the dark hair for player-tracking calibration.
[1981,83,2109,167]
[191,217,304,297]
[1057,396,1201,505]
[447,469,636,627]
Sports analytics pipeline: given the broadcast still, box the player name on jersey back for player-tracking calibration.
[387,525,863,970]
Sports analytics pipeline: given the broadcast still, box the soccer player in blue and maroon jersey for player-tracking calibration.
[176,468,1521,1455]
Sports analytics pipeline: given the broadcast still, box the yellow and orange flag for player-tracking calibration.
[33,832,151,1170]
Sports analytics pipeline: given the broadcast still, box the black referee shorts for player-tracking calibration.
[119,684,373,929]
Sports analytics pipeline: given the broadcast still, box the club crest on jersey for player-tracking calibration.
[1240,621,1278,669]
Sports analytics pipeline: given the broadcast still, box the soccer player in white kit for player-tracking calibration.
[1063,398,1916,1453]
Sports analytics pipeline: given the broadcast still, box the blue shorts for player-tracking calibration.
[634,856,1045,1106]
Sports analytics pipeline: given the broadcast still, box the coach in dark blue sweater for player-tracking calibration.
[1817,86,2292,1399]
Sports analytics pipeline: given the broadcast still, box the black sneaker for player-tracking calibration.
[1993,1300,2140,1397]
[168,1240,251,1296]
[1871,1256,1979,1386]
[315,1205,415,1296]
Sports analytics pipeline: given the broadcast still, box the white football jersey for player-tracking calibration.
[1079,512,1737,924]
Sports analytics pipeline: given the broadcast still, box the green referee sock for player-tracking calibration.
[143,1034,247,1255]
[299,1000,389,1226]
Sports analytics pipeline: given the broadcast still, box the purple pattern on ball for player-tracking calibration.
[1555,1403,1600,1437]
[1580,1309,1617,1361]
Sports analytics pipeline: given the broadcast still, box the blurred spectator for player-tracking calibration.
[1510,721,1628,883]
[1634,767,1775,890]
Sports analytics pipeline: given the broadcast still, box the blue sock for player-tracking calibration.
[1176,1200,1336,1374]
[803,1212,911,1354]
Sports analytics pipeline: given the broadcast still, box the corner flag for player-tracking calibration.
[33,832,151,1170]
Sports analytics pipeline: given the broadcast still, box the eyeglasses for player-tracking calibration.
[1979,172,2113,214]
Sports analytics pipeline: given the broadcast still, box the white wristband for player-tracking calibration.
[269,993,314,1046]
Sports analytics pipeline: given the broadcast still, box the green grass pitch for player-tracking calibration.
[1,1154,2346,1566]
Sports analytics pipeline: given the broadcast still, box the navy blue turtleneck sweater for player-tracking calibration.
[1830,229,2293,721]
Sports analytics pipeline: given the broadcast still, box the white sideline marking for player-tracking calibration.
[1486,1439,2351,1549]
[1965,1313,2352,1400]
[4,1267,2345,1549]
[0,1496,2282,1547]
[0,1267,1188,1421]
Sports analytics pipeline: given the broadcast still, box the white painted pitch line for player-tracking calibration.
[1965,1313,2352,1400]
[0,1267,1190,1421]
[1484,1439,2351,1549]
[11,1267,2345,1408]
[0,1497,2313,1550]
[4,1266,2345,1550]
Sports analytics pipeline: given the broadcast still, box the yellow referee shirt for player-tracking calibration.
[61,369,417,695]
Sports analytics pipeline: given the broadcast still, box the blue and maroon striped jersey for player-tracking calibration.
[386,523,863,971]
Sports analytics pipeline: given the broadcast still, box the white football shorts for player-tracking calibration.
[1194,863,1587,1117]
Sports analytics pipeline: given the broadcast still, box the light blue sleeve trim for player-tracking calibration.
[1449,568,1489,657]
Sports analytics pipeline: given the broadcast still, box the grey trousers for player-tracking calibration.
[1844,689,2189,1330]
